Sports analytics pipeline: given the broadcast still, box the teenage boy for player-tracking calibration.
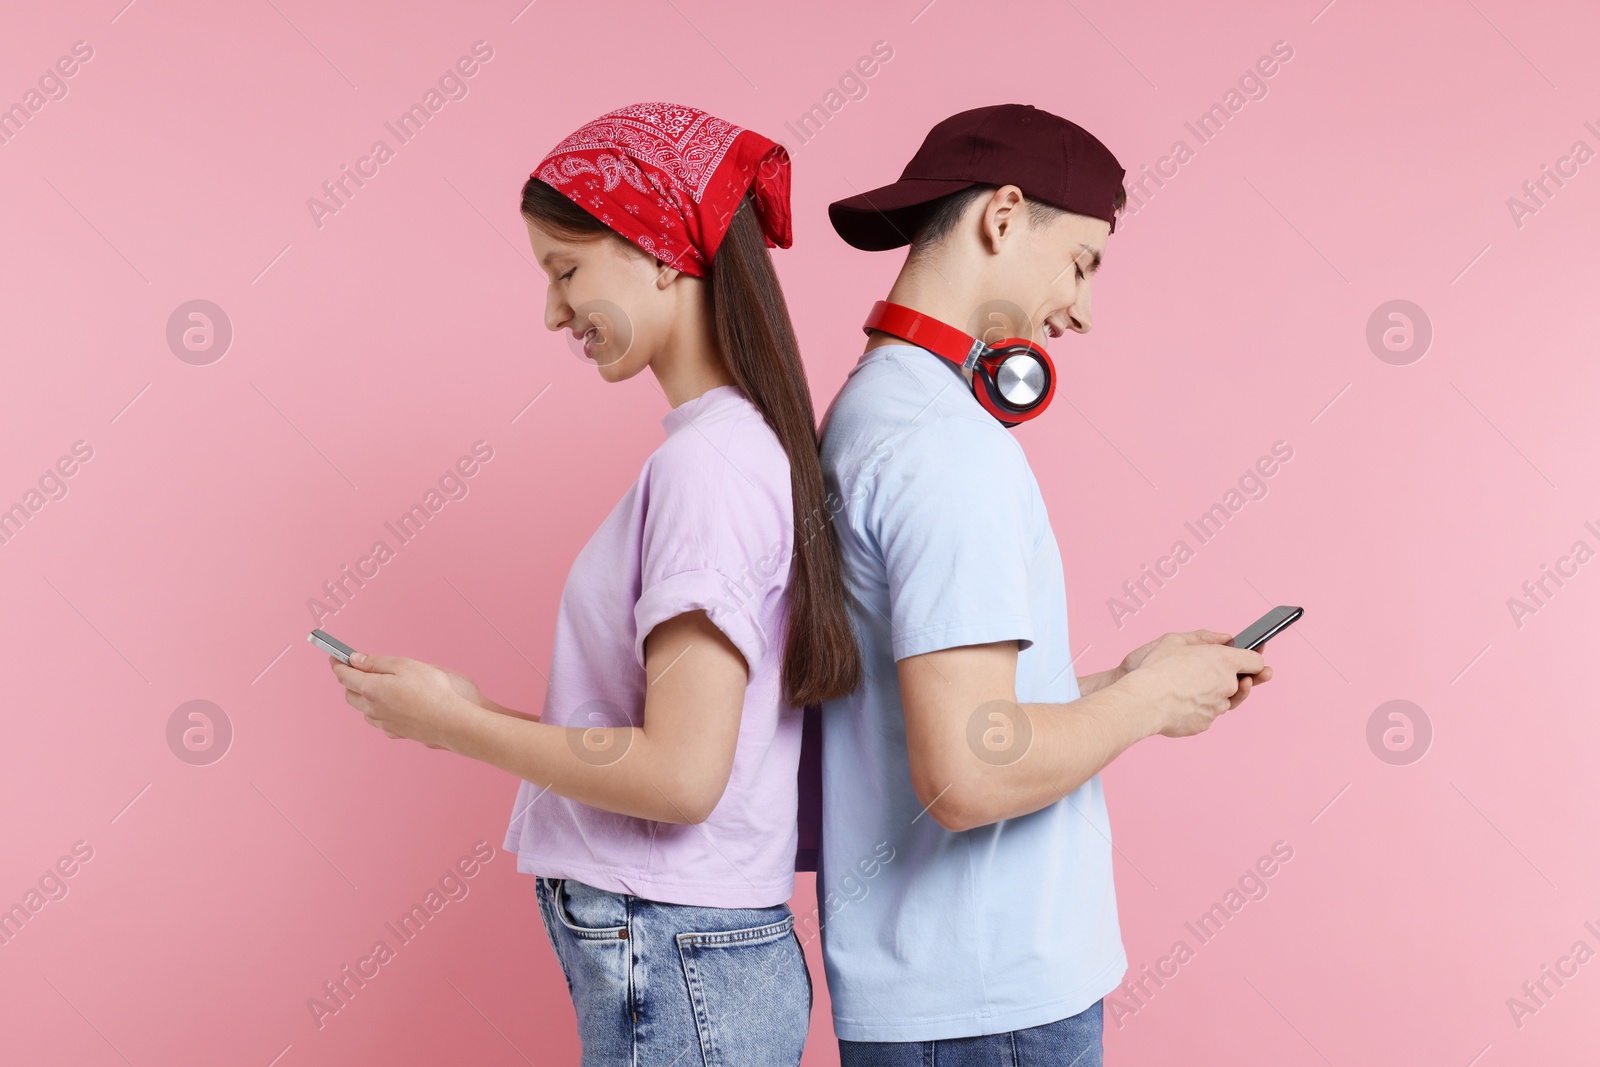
[814,103,1274,1064]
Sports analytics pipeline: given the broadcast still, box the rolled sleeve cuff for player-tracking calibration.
[891,614,1035,661]
[633,567,769,674]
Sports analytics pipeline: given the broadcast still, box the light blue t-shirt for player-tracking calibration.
[816,343,1128,1042]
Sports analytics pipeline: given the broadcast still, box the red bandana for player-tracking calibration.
[532,102,793,278]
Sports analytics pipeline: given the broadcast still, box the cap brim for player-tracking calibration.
[828,177,980,251]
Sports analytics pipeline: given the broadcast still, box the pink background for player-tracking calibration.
[3,0,1598,1063]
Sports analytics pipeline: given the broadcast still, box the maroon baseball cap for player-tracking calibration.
[829,103,1127,251]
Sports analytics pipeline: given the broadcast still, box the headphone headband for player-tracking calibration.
[862,301,985,374]
[860,300,1057,427]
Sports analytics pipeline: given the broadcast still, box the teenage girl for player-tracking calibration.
[326,102,861,1066]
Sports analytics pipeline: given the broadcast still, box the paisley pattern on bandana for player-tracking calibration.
[532,102,792,277]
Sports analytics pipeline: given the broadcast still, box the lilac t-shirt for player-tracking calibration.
[502,384,802,908]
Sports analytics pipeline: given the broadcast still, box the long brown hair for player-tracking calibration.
[521,177,862,707]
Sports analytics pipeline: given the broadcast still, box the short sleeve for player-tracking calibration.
[871,415,1037,661]
[631,443,792,675]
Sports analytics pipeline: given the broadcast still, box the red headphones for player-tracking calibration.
[861,301,1056,427]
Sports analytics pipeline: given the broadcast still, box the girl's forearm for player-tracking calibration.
[442,699,710,824]
[479,695,540,722]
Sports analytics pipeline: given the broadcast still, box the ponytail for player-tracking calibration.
[709,194,863,707]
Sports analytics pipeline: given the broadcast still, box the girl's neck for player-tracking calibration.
[653,282,736,408]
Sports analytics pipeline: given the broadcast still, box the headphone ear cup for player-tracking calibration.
[970,363,1018,423]
[973,342,1056,424]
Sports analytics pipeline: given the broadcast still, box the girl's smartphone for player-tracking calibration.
[308,628,357,664]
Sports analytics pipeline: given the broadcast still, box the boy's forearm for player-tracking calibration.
[1026,678,1161,800]
[942,676,1161,831]
[1075,665,1126,698]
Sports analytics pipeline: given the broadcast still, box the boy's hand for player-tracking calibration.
[1118,630,1269,737]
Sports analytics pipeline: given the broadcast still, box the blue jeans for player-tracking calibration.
[535,875,812,1066]
[838,1000,1104,1067]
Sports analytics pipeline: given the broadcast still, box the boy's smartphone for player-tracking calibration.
[308,628,357,665]
[1231,606,1303,653]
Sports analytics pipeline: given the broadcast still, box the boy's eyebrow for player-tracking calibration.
[1077,243,1104,273]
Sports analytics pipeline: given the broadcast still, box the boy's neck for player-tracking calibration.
[862,257,984,363]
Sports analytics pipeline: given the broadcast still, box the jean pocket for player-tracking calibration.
[551,877,630,941]
[676,912,809,1067]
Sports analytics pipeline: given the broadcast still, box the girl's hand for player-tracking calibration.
[433,663,487,710]
[329,653,470,750]
[427,662,536,721]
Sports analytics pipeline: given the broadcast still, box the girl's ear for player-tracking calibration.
[653,260,680,288]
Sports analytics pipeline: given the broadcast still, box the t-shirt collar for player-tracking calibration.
[857,342,968,384]
[662,382,743,434]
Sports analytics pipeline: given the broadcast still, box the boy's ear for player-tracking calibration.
[1002,187,1030,224]
[983,185,1026,247]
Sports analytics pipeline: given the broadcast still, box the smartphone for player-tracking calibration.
[308,628,357,665]
[1231,606,1303,653]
